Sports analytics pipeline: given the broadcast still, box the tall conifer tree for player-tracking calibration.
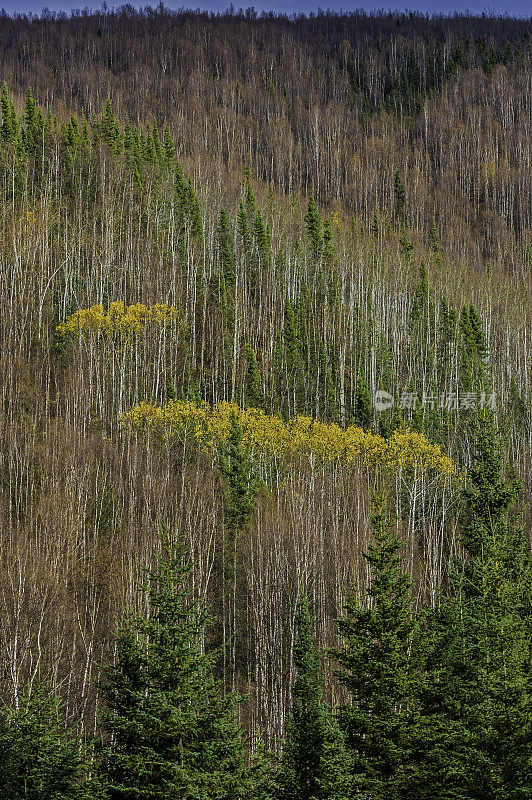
[98,533,267,799]
[304,198,324,263]
[0,681,101,799]
[278,594,352,800]
[331,492,419,799]
[411,414,532,799]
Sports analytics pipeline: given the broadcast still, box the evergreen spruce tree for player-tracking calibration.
[278,593,352,800]
[162,123,175,161]
[1,83,13,142]
[353,376,372,430]
[394,170,406,216]
[372,208,380,239]
[218,208,236,292]
[219,414,261,539]
[304,198,323,263]
[166,375,177,401]
[174,160,186,205]
[429,219,442,255]
[330,492,419,799]
[100,98,121,155]
[219,415,262,681]
[283,300,305,417]
[98,533,267,799]
[0,681,102,799]
[410,414,532,799]
[458,305,478,390]
[399,226,414,260]
[468,304,488,385]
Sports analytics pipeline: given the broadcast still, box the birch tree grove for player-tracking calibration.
[0,8,530,765]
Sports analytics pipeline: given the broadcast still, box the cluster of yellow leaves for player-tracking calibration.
[330,209,344,233]
[120,399,457,479]
[56,302,183,338]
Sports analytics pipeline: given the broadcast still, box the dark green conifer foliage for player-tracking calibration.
[144,127,156,161]
[458,304,486,390]
[283,301,305,417]
[304,198,323,262]
[429,219,442,255]
[219,414,261,537]
[399,226,414,259]
[0,681,101,799]
[411,415,532,799]
[394,170,406,215]
[278,594,352,800]
[100,98,121,154]
[218,416,261,680]
[244,341,264,409]
[174,161,186,204]
[1,83,13,141]
[331,492,418,799]
[162,123,175,161]
[372,208,380,238]
[166,375,177,401]
[353,376,372,430]
[98,534,260,799]
[218,208,236,292]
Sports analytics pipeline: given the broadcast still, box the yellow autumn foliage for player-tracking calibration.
[56,302,183,338]
[120,399,456,479]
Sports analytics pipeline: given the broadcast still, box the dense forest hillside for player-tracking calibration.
[0,7,531,796]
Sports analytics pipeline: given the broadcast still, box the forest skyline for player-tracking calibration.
[1,1,531,19]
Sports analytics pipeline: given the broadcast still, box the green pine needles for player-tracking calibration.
[279,593,352,800]
[0,681,102,799]
[98,532,267,800]
[331,491,419,799]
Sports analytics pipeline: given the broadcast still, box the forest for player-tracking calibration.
[0,5,531,798]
